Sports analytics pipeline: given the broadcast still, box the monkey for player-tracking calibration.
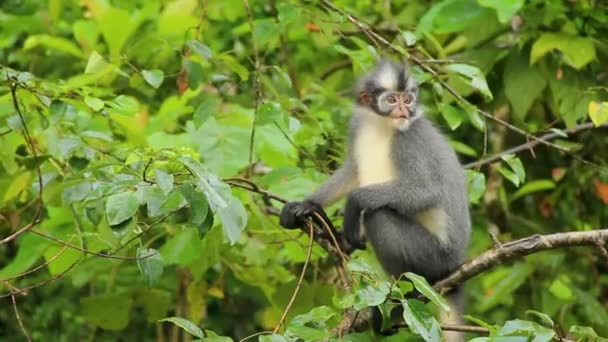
[279,60,471,337]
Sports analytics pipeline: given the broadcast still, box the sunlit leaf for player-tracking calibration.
[159,317,204,339]
[588,101,608,127]
[530,33,596,69]
[141,69,165,89]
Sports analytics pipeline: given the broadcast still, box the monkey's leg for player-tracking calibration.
[363,209,458,281]
[364,209,464,339]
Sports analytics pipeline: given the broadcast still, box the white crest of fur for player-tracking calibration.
[375,62,398,90]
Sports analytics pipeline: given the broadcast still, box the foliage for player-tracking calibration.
[1,0,607,341]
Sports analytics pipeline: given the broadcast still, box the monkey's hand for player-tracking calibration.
[279,200,321,229]
[343,197,366,250]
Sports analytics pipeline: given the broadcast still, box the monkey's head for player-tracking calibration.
[356,60,422,131]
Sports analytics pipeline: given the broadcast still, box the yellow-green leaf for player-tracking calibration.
[588,101,608,127]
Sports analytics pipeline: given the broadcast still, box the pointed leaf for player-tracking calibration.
[105,191,140,225]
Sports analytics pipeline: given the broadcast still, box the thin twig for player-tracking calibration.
[464,122,608,169]
[273,222,315,333]
[0,239,72,281]
[30,229,158,261]
[0,257,81,298]
[239,331,273,342]
[244,0,263,177]
[11,293,31,342]
[0,81,44,246]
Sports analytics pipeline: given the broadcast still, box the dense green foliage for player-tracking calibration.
[1,0,607,341]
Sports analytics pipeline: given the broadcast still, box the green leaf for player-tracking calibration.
[160,229,200,266]
[501,154,525,184]
[402,31,417,46]
[179,156,232,211]
[178,184,210,234]
[137,289,172,322]
[402,299,441,342]
[289,306,337,327]
[98,7,141,59]
[530,33,596,69]
[477,0,524,23]
[404,273,450,312]
[154,169,174,195]
[23,34,84,58]
[216,53,249,81]
[504,52,547,119]
[525,310,554,328]
[446,64,493,100]
[497,166,520,187]
[191,118,251,177]
[354,282,391,310]
[85,96,105,111]
[511,180,555,201]
[465,170,486,204]
[449,140,478,157]
[137,248,164,286]
[418,0,494,35]
[141,69,165,89]
[286,326,329,340]
[569,326,606,341]
[498,319,555,342]
[438,103,465,130]
[257,101,287,126]
[188,40,212,59]
[588,101,608,127]
[259,335,289,342]
[477,264,533,311]
[548,276,573,301]
[193,97,220,126]
[81,294,133,330]
[107,95,140,114]
[84,50,110,74]
[105,191,140,225]
[460,101,485,131]
[217,197,247,245]
[159,317,204,339]
[2,171,32,204]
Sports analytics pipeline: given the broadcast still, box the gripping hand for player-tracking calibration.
[279,200,321,229]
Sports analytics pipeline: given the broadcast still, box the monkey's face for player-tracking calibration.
[357,61,421,131]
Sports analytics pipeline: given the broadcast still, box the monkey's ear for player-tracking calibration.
[358,91,372,105]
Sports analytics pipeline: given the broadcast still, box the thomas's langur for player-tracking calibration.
[280,60,471,338]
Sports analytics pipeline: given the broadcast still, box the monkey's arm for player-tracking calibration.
[350,179,439,214]
[343,179,440,246]
[280,159,358,229]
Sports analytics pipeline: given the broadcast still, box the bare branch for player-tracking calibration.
[464,122,608,169]
[433,229,608,293]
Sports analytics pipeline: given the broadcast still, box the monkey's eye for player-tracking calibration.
[387,95,397,104]
[404,95,413,104]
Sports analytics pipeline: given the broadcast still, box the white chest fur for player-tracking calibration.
[354,114,397,186]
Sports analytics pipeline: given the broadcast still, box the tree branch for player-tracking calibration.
[433,229,608,293]
[464,122,608,169]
